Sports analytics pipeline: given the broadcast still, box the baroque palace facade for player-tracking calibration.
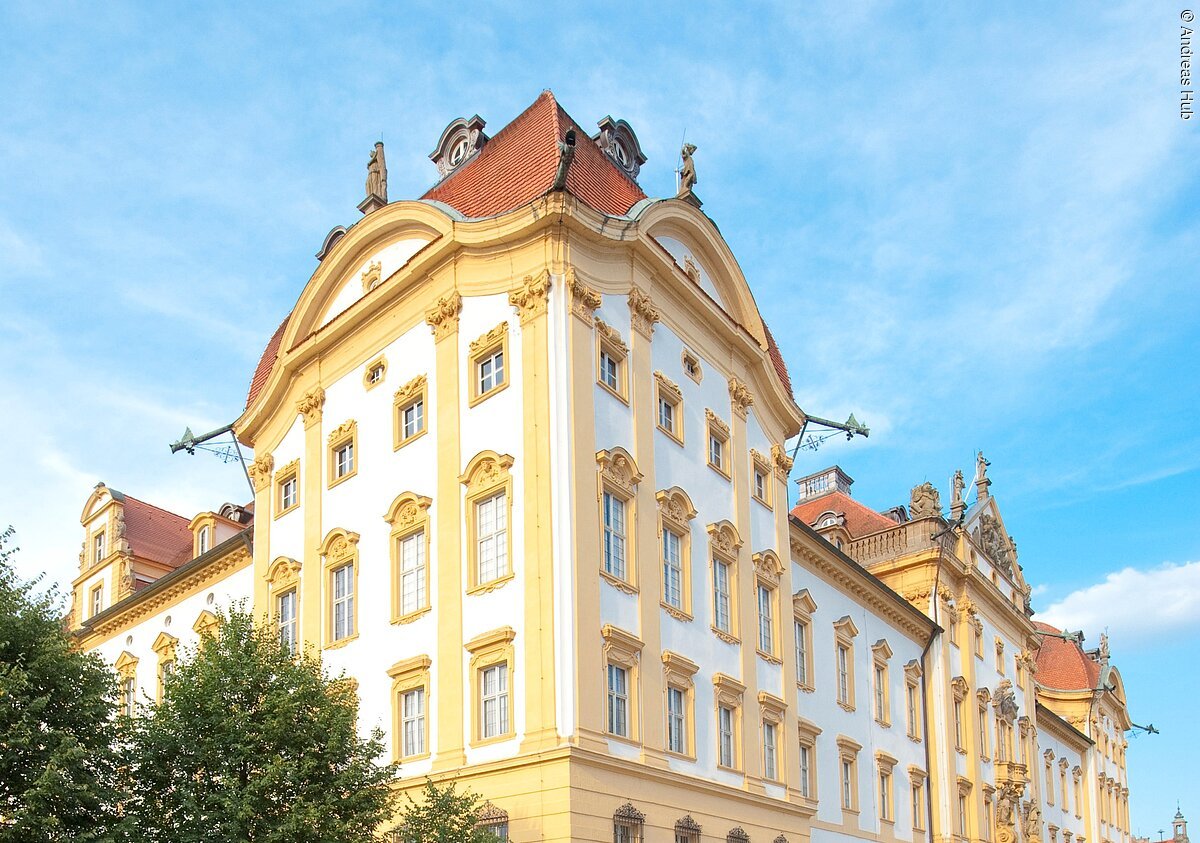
[68,92,1134,843]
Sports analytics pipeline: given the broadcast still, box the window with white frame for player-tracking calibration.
[879,769,893,821]
[603,491,628,580]
[277,589,297,655]
[335,442,354,478]
[667,685,687,755]
[799,742,813,797]
[750,449,773,507]
[401,688,426,757]
[402,398,424,440]
[841,759,856,809]
[94,531,106,564]
[763,720,778,781]
[121,674,136,717]
[655,373,683,443]
[280,474,298,511]
[398,531,426,616]
[795,619,810,686]
[706,410,730,477]
[90,583,103,618]
[480,663,509,739]
[837,644,851,705]
[607,663,630,738]
[331,563,354,641]
[912,778,926,830]
[327,420,357,487]
[875,664,888,723]
[834,616,859,710]
[718,704,736,768]
[757,583,775,656]
[907,680,920,737]
[663,527,684,609]
[713,559,732,634]
[198,525,211,555]
[478,348,504,396]
[476,491,508,584]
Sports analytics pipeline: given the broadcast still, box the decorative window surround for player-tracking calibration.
[871,639,893,727]
[662,650,699,760]
[834,615,860,711]
[602,624,643,745]
[713,672,746,772]
[362,352,387,390]
[793,589,818,692]
[657,486,697,621]
[460,451,515,594]
[595,320,629,403]
[393,374,428,450]
[466,626,516,746]
[753,550,783,664]
[750,448,772,508]
[274,458,300,518]
[384,492,433,624]
[468,322,510,407]
[320,529,360,648]
[327,420,358,489]
[655,371,684,444]
[708,521,743,644]
[596,448,642,594]
[705,409,731,479]
[387,655,432,761]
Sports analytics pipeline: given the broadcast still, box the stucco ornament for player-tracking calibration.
[994,679,1019,721]
[508,270,552,324]
[627,286,659,336]
[996,787,1018,843]
[909,481,941,519]
[980,514,1015,575]
[425,291,463,341]
[248,453,275,492]
[1024,803,1043,843]
[297,388,326,428]
[728,377,754,418]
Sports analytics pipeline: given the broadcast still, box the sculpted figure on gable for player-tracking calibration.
[909,481,941,519]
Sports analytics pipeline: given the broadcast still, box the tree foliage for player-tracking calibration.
[395,779,498,843]
[0,525,123,843]
[120,609,398,843]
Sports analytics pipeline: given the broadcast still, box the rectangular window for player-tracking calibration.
[799,744,813,798]
[198,526,211,555]
[754,469,767,502]
[331,563,354,641]
[795,620,810,686]
[606,664,629,737]
[90,584,103,618]
[367,363,384,384]
[880,770,892,820]
[280,475,298,511]
[402,399,424,440]
[602,492,627,580]
[757,584,774,655]
[476,492,508,584]
[94,532,105,564]
[662,528,683,610]
[718,705,735,767]
[907,682,920,738]
[478,349,505,396]
[480,663,509,739]
[658,396,676,434]
[984,796,994,841]
[874,665,887,722]
[599,350,619,391]
[121,675,136,717]
[841,759,855,809]
[401,688,426,757]
[398,531,426,616]
[978,706,989,757]
[837,644,851,705]
[912,782,925,830]
[667,686,687,754]
[954,699,964,749]
[713,560,732,633]
[763,721,778,780]
[334,442,354,479]
[958,794,969,836]
[708,433,725,471]
[277,589,297,655]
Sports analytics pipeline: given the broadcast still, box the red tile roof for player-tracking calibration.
[422,90,647,219]
[791,490,899,538]
[763,321,793,396]
[246,316,288,409]
[1033,621,1101,691]
[122,496,193,569]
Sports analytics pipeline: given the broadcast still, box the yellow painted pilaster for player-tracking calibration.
[298,388,325,650]
[628,286,667,768]
[248,452,274,619]
[428,291,466,770]
[511,271,559,752]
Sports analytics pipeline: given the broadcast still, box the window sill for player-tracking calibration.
[325,632,360,650]
[471,731,516,748]
[707,461,731,481]
[874,718,892,728]
[327,468,357,490]
[273,501,300,520]
[711,626,740,646]
[797,682,815,694]
[716,763,743,776]
[661,602,693,622]
[469,381,509,409]
[757,649,782,666]
[836,700,856,713]
[396,750,431,763]
[656,424,684,447]
[391,606,432,625]
[393,427,428,452]
[467,572,515,596]
[664,748,697,763]
[908,733,923,744]
[597,381,629,405]
[600,570,638,595]
[752,495,773,511]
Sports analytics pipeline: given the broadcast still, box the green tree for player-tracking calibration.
[120,609,398,843]
[0,525,123,842]
[395,779,498,843]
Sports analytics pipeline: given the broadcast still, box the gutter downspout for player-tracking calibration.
[551,129,576,192]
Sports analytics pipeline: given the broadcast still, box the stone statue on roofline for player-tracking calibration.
[677,143,701,207]
[909,481,941,519]
[359,141,388,215]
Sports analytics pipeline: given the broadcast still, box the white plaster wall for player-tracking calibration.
[319,237,431,327]
[266,417,305,570]
[792,558,929,839]
[1036,729,1088,841]
[458,295,526,766]
[653,235,724,308]
[94,565,254,709]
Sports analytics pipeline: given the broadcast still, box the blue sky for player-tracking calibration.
[0,1,1195,830]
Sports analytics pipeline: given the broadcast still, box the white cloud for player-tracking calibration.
[1038,561,1200,647]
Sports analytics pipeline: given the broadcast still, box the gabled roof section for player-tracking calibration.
[246,316,289,409]
[792,491,898,539]
[122,496,194,569]
[421,91,647,220]
[1033,621,1101,692]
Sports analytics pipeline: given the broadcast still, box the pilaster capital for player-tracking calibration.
[248,454,274,492]
[297,387,326,428]
[728,377,754,419]
[566,267,601,322]
[628,286,659,337]
[425,291,463,341]
[508,270,552,324]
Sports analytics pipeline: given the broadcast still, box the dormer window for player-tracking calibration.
[594,116,647,180]
[448,137,470,168]
[93,532,106,564]
[430,115,488,178]
[198,525,211,555]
